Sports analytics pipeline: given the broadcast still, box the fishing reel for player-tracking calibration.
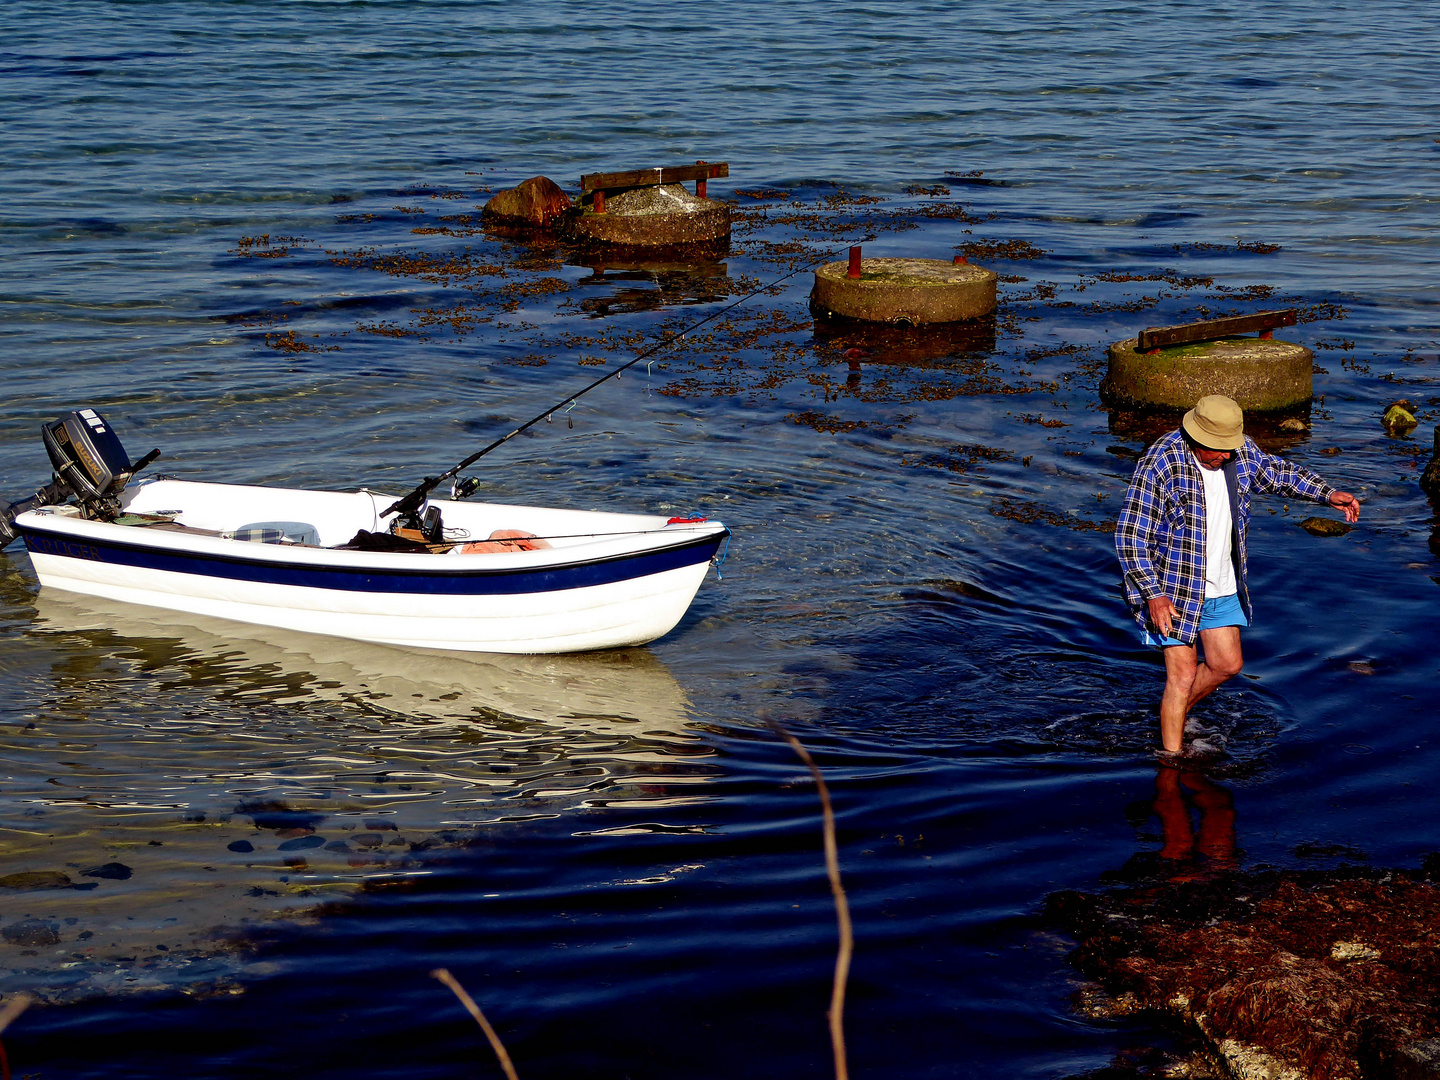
[379,474,479,547]
[450,476,481,501]
[0,408,160,547]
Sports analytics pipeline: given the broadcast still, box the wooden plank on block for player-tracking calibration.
[580,162,729,192]
[1138,309,1296,352]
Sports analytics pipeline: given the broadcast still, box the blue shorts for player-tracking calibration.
[1142,593,1248,648]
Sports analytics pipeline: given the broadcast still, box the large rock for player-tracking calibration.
[481,176,572,229]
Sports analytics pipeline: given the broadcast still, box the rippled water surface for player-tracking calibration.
[2,2,1439,1076]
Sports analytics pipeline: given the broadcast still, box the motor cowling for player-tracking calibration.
[42,409,134,502]
[1,409,159,548]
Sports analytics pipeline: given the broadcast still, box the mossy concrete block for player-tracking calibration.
[811,258,997,325]
[1102,336,1313,412]
[1420,426,1440,499]
[569,183,730,247]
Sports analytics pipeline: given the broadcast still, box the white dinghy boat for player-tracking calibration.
[1,409,728,654]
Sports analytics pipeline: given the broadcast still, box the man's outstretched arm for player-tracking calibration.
[1253,450,1360,522]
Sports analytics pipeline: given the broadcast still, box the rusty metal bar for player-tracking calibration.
[848,246,862,279]
[580,162,730,193]
[1138,309,1297,353]
[593,189,606,214]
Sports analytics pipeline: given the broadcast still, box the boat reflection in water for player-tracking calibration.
[3,590,716,1000]
[30,589,700,740]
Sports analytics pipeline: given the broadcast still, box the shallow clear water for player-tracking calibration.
[1,2,1438,1076]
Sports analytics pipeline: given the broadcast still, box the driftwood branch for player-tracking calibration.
[770,723,853,1080]
[431,968,520,1080]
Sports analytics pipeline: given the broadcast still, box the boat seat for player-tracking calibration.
[223,521,321,546]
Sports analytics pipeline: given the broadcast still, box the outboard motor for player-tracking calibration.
[0,408,159,547]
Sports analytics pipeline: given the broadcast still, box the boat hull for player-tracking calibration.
[16,481,728,654]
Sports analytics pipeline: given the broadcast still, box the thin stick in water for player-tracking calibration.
[770,723,852,1080]
[431,968,520,1080]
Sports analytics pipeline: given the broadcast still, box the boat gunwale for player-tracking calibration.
[15,513,729,582]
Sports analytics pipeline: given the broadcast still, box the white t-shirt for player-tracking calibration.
[1200,462,1237,598]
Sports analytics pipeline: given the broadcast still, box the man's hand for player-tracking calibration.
[1328,490,1361,523]
[1147,595,1178,639]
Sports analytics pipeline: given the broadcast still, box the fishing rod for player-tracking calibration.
[382,238,874,526]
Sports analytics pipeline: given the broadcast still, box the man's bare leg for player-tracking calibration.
[1188,626,1243,709]
[1158,628,1244,752]
[1159,645,1199,753]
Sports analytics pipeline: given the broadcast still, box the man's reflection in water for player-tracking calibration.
[1152,764,1237,879]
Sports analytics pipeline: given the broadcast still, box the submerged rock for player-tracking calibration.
[1384,401,1419,435]
[1050,868,1440,1080]
[2,918,60,946]
[1300,516,1351,537]
[0,870,74,890]
[481,175,572,229]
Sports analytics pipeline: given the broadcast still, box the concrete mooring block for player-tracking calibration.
[569,183,730,248]
[1102,335,1313,412]
[811,256,997,326]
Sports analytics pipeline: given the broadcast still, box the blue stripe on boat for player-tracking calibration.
[19,525,727,596]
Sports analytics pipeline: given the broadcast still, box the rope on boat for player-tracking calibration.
[712,532,731,580]
[381,236,877,521]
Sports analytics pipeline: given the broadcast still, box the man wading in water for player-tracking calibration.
[1115,395,1361,754]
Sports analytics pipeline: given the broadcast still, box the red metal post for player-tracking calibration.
[847,246,862,279]
[697,178,707,199]
[953,254,968,265]
[594,189,606,214]
[1259,329,1274,339]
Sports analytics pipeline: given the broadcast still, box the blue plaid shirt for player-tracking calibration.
[1115,429,1335,644]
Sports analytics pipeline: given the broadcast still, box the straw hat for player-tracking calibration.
[1182,395,1245,450]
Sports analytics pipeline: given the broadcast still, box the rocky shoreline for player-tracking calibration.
[1049,863,1440,1079]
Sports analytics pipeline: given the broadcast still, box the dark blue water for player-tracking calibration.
[2,2,1438,1076]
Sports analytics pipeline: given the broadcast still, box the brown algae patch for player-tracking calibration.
[1051,868,1440,1080]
